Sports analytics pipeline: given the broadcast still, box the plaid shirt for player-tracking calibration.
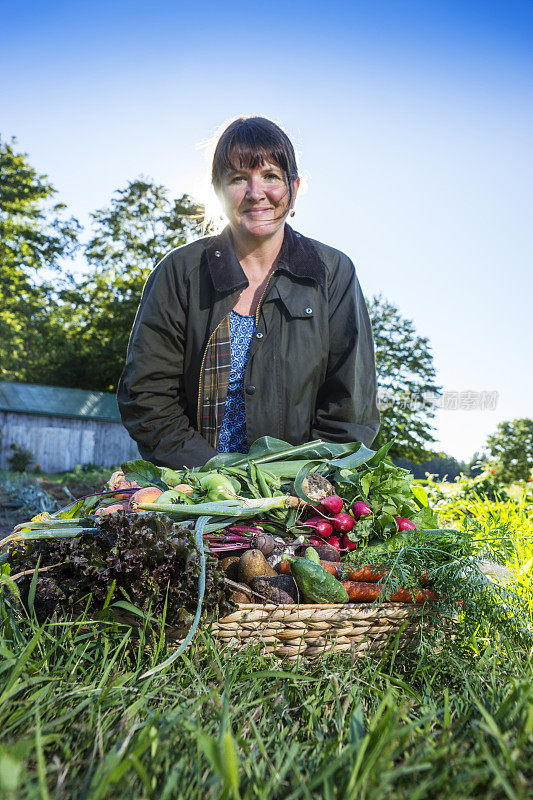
[197,312,232,448]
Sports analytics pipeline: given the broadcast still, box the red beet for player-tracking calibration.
[327,535,342,551]
[342,535,358,551]
[319,494,344,515]
[394,516,417,531]
[331,512,355,533]
[351,500,372,519]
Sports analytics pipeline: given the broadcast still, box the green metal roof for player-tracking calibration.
[0,381,121,422]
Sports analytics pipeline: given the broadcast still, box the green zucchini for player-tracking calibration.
[290,558,349,604]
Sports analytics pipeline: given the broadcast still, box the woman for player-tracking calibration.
[117,117,380,467]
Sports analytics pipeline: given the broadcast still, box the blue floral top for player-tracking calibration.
[216,310,256,454]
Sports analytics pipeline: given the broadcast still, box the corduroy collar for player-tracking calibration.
[205,224,326,294]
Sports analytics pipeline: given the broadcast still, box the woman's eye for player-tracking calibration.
[265,173,282,180]
[230,175,245,184]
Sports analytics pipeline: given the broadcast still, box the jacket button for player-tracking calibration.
[246,385,256,395]
[256,332,263,339]
[305,307,313,314]
[214,250,221,257]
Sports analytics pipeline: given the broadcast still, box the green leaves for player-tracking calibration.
[121,459,166,490]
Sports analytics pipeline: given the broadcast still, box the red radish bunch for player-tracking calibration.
[342,535,358,551]
[302,516,334,538]
[351,500,372,519]
[327,535,343,552]
[331,512,354,533]
[394,516,417,531]
[319,494,344,515]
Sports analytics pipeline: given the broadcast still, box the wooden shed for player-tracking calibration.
[0,381,140,472]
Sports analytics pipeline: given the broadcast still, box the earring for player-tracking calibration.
[290,209,295,217]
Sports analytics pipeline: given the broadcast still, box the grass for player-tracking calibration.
[0,479,532,799]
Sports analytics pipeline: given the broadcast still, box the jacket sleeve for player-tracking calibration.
[117,254,217,468]
[310,255,380,447]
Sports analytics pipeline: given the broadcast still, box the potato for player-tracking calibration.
[238,549,277,584]
[232,588,253,604]
[250,575,298,605]
[219,556,240,581]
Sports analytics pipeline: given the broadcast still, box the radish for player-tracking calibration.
[331,512,355,533]
[327,535,342,552]
[342,535,358,551]
[351,500,372,520]
[302,517,334,538]
[319,494,344,515]
[394,516,417,531]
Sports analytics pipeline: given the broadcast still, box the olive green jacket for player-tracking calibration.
[117,225,380,468]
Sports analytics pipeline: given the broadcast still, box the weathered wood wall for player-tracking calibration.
[0,412,140,472]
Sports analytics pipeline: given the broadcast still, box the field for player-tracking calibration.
[0,472,532,799]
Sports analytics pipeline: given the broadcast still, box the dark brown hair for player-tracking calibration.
[211,117,299,206]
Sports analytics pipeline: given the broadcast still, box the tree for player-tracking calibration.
[368,294,441,462]
[51,179,205,391]
[485,418,533,483]
[0,136,80,382]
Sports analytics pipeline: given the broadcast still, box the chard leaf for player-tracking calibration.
[121,460,166,489]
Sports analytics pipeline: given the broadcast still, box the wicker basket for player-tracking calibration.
[168,602,423,660]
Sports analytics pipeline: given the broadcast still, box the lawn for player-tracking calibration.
[0,475,532,799]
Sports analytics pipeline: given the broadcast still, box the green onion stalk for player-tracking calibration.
[136,495,301,518]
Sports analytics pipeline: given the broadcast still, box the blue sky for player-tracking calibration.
[2,0,532,461]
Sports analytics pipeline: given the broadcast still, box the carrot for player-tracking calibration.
[342,581,436,604]
[278,559,429,586]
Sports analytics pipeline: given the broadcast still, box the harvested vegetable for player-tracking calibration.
[302,517,334,538]
[250,575,298,604]
[7,513,233,625]
[331,513,355,533]
[305,547,321,564]
[342,581,435,604]
[238,549,277,583]
[319,495,344,515]
[351,500,372,519]
[290,558,349,604]
[394,516,417,531]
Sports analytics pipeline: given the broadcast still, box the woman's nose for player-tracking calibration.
[245,176,266,200]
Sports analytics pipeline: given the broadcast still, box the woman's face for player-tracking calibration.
[216,159,299,241]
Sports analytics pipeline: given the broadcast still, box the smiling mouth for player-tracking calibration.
[244,208,273,214]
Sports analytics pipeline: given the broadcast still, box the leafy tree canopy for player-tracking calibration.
[52,179,205,391]
[0,136,80,382]
[485,418,533,483]
[368,294,441,462]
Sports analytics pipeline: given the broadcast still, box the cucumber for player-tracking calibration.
[290,558,349,604]
[305,547,321,564]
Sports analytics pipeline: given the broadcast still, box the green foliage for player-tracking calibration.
[485,417,533,483]
[6,444,34,473]
[52,179,205,391]
[0,136,80,383]
[1,479,532,798]
[7,512,233,625]
[396,452,468,480]
[368,294,441,462]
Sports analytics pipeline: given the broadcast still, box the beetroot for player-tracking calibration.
[319,494,344,515]
[331,512,355,533]
[342,535,358,551]
[351,500,372,519]
[394,516,417,531]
